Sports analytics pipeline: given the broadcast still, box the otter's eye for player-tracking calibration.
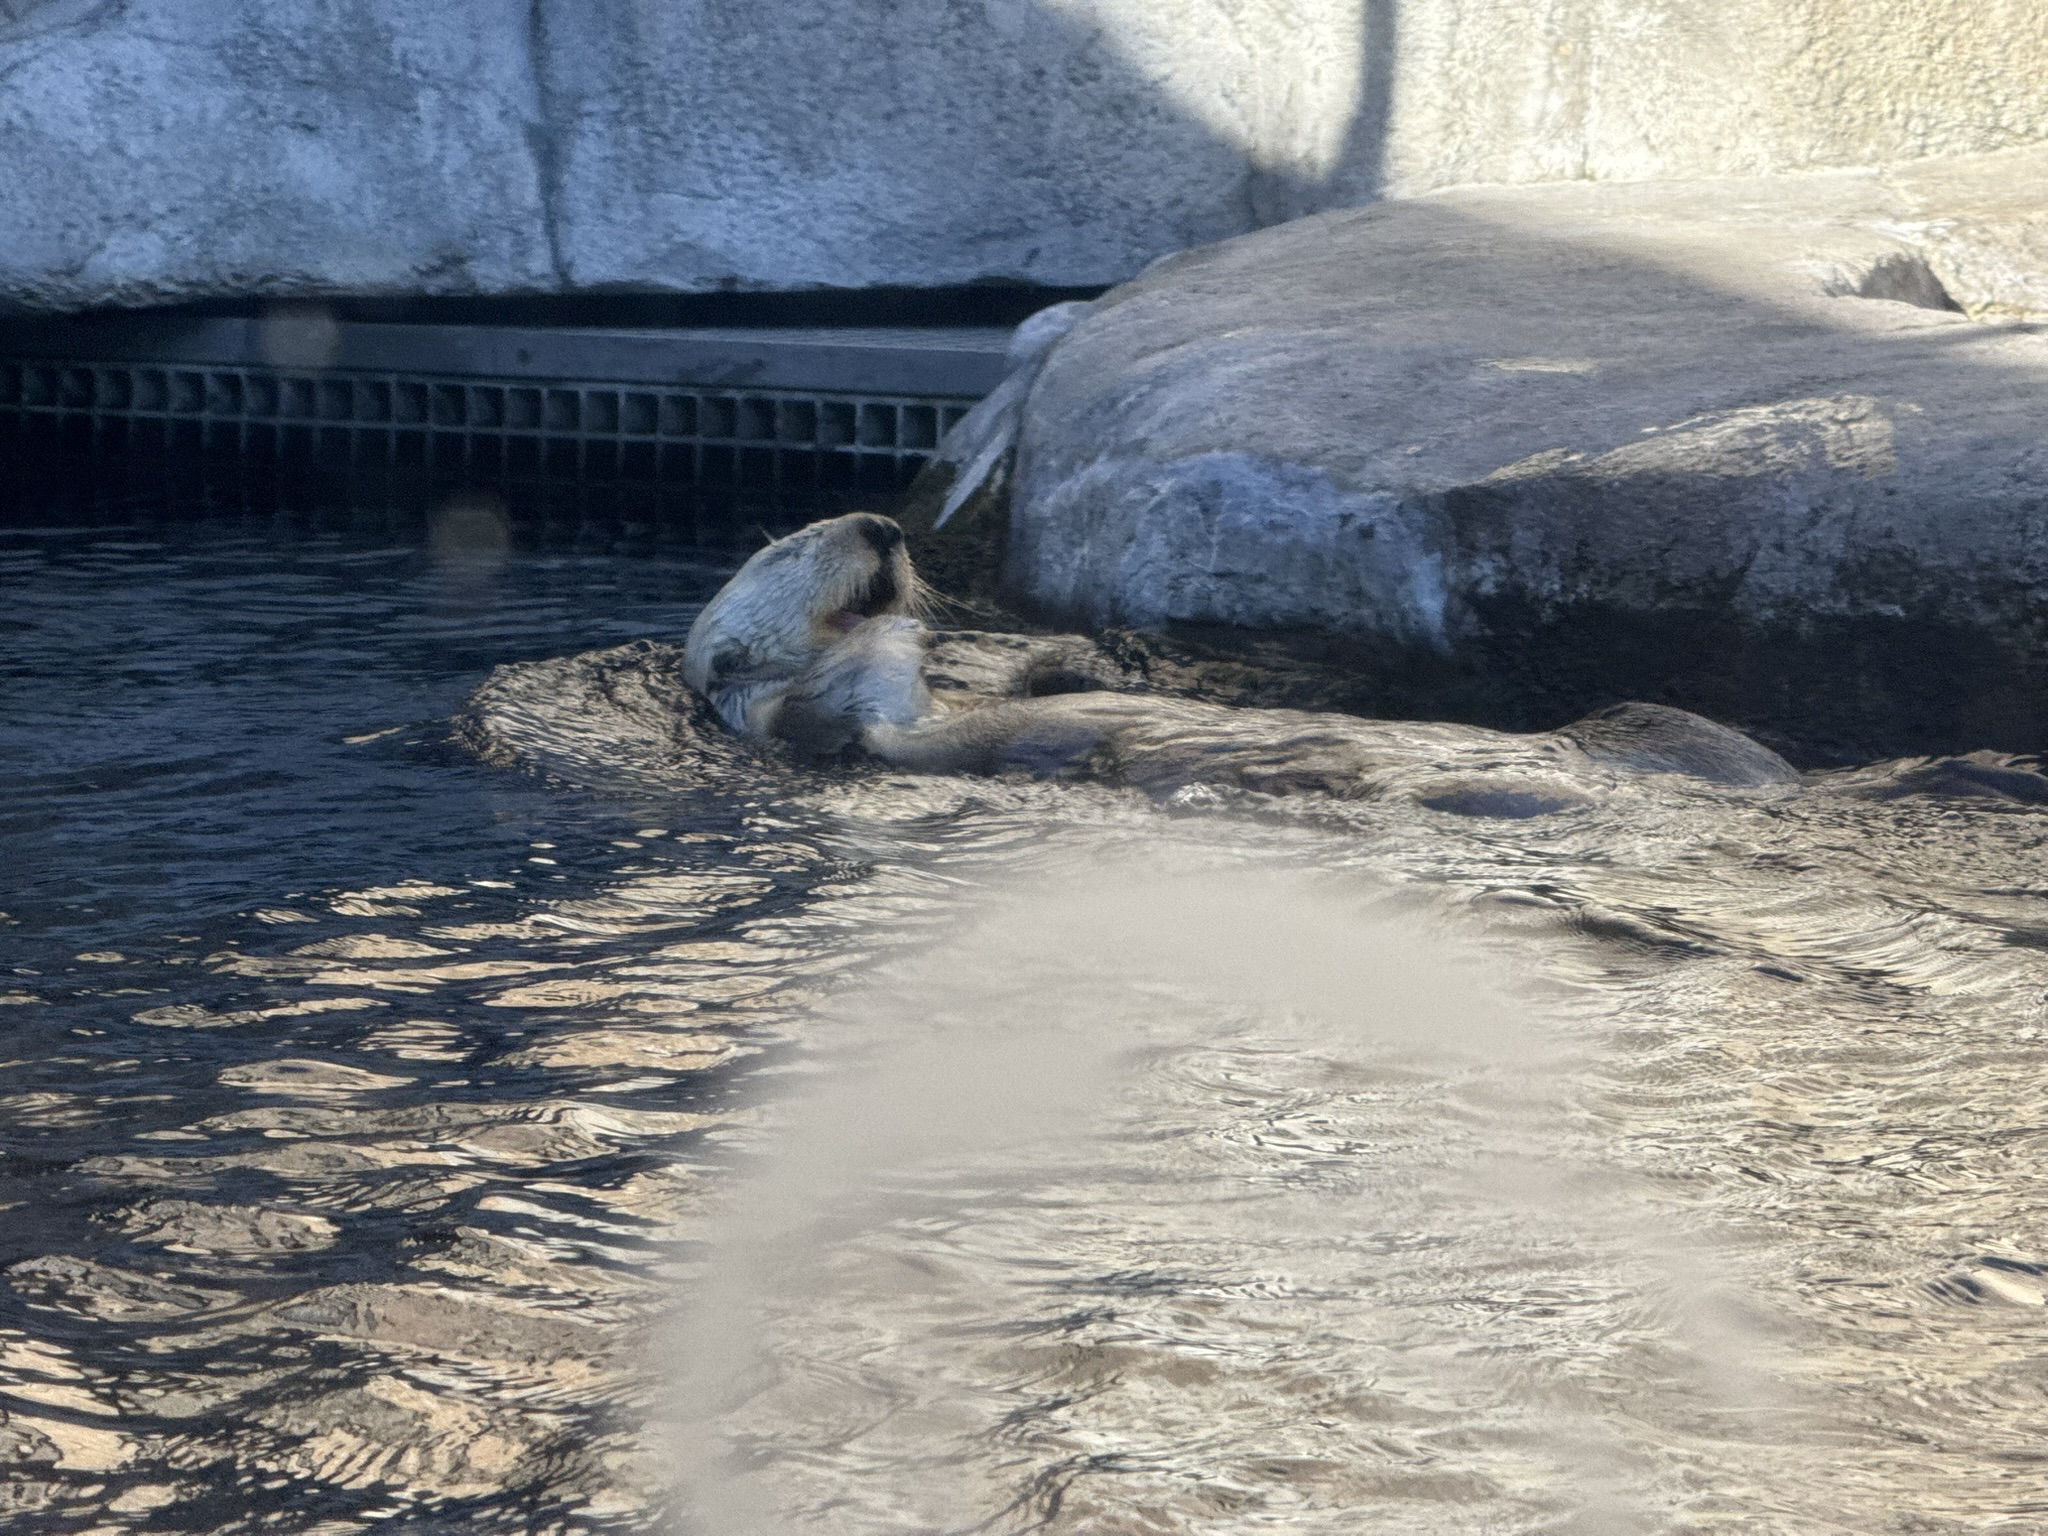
[709,645,750,681]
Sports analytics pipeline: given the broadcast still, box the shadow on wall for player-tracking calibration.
[536,0,2048,291]
[2,2,2044,305]
[1025,0,1402,232]
[0,0,1382,307]
[537,0,2048,291]
[1343,0,1399,207]
[1245,0,1398,225]
[538,0,1404,291]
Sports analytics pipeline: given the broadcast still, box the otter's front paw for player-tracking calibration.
[775,617,933,758]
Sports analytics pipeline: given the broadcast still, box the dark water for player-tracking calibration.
[11,477,2048,1535]
[0,483,803,1532]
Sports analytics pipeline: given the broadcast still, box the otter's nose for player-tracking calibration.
[853,514,903,555]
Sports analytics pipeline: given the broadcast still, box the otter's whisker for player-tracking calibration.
[903,569,943,622]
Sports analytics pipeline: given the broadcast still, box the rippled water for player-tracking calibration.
[0,484,795,1532]
[9,482,2048,1534]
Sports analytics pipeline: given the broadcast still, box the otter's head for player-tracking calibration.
[683,512,926,740]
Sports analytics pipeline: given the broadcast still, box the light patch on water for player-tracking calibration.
[670,848,1772,1534]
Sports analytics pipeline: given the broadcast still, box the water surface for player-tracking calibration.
[7,481,2048,1534]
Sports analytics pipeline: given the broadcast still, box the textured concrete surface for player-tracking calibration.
[1365,0,2048,207]
[0,1,2044,306]
[1001,148,2048,756]
[0,1,558,309]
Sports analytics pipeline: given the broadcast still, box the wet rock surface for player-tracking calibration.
[1004,150,2048,761]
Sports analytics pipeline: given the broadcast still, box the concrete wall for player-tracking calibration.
[2,0,2043,307]
[1379,0,2048,196]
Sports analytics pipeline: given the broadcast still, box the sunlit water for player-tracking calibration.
[7,485,2048,1534]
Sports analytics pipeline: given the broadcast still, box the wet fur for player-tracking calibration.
[683,513,933,742]
[685,514,1799,807]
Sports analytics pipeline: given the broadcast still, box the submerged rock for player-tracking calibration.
[1002,151,2048,760]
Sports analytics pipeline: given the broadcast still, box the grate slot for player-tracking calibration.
[469,386,503,429]
[430,384,465,426]
[856,403,897,448]
[0,356,978,492]
[699,397,736,439]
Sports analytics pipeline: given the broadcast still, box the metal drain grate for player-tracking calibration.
[0,360,974,492]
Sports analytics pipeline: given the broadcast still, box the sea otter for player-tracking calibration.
[682,512,1798,811]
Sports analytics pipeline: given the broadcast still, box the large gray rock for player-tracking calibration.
[1,1,2045,306]
[1002,149,2048,758]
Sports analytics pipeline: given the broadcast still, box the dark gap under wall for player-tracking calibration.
[55,285,1110,331]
